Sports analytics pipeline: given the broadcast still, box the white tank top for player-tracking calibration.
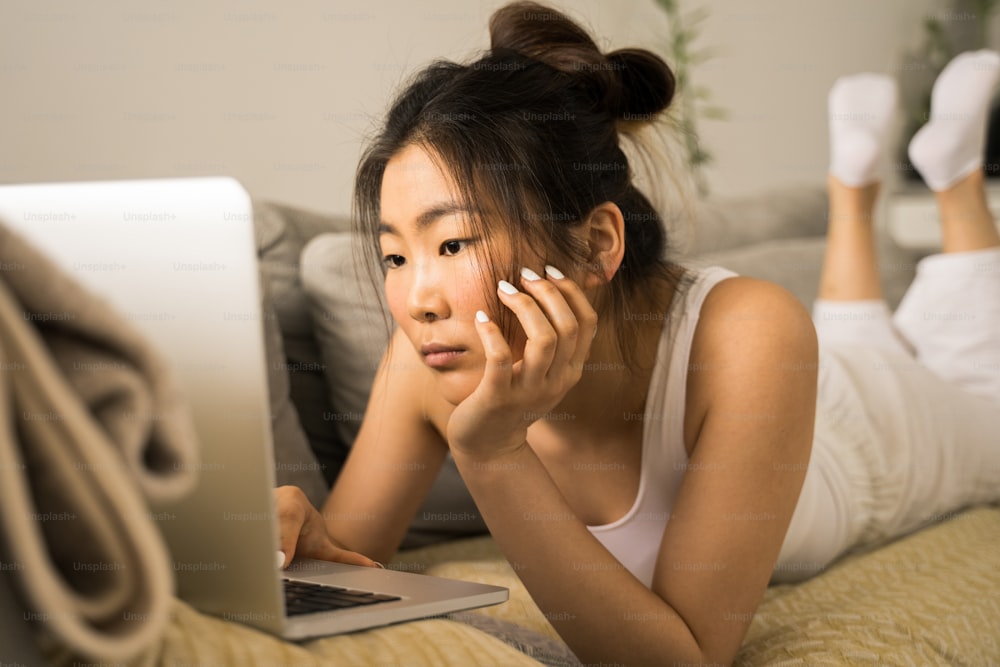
[586,266,737,587]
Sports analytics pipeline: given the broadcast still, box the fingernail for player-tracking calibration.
[520,267,541,281]
[476,310,490,323]
[544,265,565,280]
[373,561,386,569]
[276,550,286,569]
[498,280,518,295]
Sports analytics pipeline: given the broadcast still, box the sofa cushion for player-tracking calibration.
[258,277,328,506]
[689,235,919,310]
[299,233,487,548]
[254,201,353,493]
[299,233,390,450]
[688,237,828,307]
[675,185,829,256]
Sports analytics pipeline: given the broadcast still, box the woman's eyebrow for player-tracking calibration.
[379,202,473,235]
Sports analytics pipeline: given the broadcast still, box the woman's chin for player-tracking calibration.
[433,371,481,406]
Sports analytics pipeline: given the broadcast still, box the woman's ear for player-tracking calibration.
[581,202,626,289]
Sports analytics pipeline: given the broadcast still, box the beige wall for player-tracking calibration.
[0,0,945,214]
[690,0,941,197]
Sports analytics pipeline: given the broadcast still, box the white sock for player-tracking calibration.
[908,49,1000,191]
[828,73,898,187]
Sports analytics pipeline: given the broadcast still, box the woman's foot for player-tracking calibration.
[908,50,1000,191]
[828,73,897,187]
[820,73,896,301]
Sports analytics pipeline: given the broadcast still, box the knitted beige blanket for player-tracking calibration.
[0,223,199,661]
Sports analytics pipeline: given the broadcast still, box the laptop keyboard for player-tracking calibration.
[283,579,402,616]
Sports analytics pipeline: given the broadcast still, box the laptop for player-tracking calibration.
[0,177,507,640]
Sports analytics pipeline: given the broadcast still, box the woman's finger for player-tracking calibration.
[473,308,514,395]
[497,278,558,386]
[517,266,585,381]
[304,536,383,569]
[274,486,381,569]
[275,485,310,566]
[542,265,599,377]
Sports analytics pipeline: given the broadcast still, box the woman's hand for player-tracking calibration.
[446,265,598,459]
[274,485,383,569]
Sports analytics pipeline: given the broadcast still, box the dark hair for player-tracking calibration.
[355,1,684,370]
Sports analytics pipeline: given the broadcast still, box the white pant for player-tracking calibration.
[814,247,1000,401]
[774,247,1000,583]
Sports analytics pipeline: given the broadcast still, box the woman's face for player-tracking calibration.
[378,143,529,405]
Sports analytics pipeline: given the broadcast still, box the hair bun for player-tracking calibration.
[489,2,675,122]
[605,49,675,120]
[489,2,604,73]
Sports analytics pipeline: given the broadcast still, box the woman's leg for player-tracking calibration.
[818,177,882,301]
[894,50,1000,401]
[908,50,1000,195]
[909,49,1000,255]
[934,169,1000,253]
[792,55,1000,575]
[813,74,910,353]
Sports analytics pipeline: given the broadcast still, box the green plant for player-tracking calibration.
[652,0,726,195]
[974,0,1000,46]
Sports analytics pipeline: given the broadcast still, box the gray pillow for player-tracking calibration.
[690,234,919,310]
[299,233,487,548]
[690,237,828,307]
[254,200,351,494]
[678,185,829,256]
[251,202,331,506]
[299,233,390,447]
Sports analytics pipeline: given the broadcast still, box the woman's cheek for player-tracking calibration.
[383,277,410,327]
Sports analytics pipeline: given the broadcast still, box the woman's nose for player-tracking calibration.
[406,266,450,322]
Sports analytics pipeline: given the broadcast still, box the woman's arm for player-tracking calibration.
[277,327,449,565]
[451,276,817,666]
[651,277,817,662]
[324,327,451,563]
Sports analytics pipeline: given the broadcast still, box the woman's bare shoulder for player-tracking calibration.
[700,275,811,321]
[696,276,816,348]
[683,276,818,450]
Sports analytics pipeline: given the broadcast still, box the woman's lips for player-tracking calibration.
[421,344,466,369]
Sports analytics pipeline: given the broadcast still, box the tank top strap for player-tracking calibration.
[645,265,740,445]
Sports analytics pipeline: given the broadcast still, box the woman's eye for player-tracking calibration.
[382,254,405,269]
[441,239,467,256]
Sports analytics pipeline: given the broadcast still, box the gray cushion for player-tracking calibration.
[677,185,829,256]
[690,238,828,307]
[680,184,919,309]
[692,236,919,310]
[299,233,389,449]
[258,279,328,507]
[254,201,352,492]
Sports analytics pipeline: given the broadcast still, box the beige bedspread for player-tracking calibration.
[49,503,997,666]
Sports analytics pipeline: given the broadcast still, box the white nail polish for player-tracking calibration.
[544,265,565,280]
[520,267,541,281]
[476,310,489,323]
[276,550,286,569]
[498,280,518,295]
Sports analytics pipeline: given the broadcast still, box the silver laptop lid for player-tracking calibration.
[0,178,509,640]
[0,177,287,632]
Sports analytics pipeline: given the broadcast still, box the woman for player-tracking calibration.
[276,3,1000,664]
